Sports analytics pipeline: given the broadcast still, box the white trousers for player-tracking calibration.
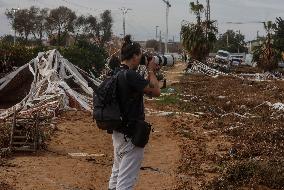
[108,131,144,190]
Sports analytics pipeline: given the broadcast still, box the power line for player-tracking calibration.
[60,0,96,12]
[225,21,265,24]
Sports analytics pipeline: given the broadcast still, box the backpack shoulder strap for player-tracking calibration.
[123,70,127,82]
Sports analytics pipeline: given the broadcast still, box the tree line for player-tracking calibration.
[5,6,113,46]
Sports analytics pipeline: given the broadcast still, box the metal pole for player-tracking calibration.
[206,0,210,22]
[238,30,240,53]
[120,8,131,38]
[155,26,159,40]
[123,13,126,37]
[165,5,169,53]
[162,0,171,54]
[12,8,19,46]
[159,30,162,53]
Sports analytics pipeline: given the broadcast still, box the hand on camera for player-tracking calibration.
[147,58,159,73]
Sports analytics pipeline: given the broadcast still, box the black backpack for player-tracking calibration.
[93,70,126,133]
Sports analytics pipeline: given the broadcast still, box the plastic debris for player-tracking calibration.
[0,49,101,119]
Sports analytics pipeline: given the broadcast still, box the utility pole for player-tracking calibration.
[227,33,229,47]
[162,0,171,54]
[159,30,162,54]
[205,0,210,22]
[155,26,159,40]
[205,0,210,39]
[120,7,132,37]
[11,8,20,46]
[237,30,241,53]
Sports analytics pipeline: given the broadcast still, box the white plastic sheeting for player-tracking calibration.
[238,72,283,81]
[0,49,101,119]
[0,62,31,91]
[265,102,284,111]
[186,60,284,81]
[186,60,227,77]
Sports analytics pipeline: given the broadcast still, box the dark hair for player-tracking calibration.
[121,35,141,61]
[108,56,121,70]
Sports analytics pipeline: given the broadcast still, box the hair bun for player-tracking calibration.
[124,35,132,44]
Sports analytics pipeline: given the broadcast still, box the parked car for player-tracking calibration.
[231,55,245,66]
[170,53,182,62]
[215,50,232,64]
[278,61,284,68]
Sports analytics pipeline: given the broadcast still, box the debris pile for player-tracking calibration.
[158,74,284,189]
[186,60,284,82]
[239,72,283,81]
[186,60,227,77]
[0,49,101,120]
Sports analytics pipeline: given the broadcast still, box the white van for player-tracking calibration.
[215,50,232,64]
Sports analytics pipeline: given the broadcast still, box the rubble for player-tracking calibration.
[160,74,284,189]
[185,60,284,82]
[0,49,101,120]
[239,72,283,81]
[186,60,227,77]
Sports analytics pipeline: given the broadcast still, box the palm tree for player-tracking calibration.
[181,0,217,61]
[253,21,281,71]
[274,17,284,55]
[190,1,204,24]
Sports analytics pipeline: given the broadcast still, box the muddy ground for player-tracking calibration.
[154,70,284,189]
[1,63,284,190]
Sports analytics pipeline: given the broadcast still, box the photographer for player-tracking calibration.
[108,35,160,190]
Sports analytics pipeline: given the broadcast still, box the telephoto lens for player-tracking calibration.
[140,54,175,67]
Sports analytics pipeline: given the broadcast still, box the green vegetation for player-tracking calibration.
[1,6,113,74]
[181,0,217,61]
[0,40,107,74]
[61,40,107,75]
[253,18,284,71]
[157,95,180,106]
[213,30,248,53]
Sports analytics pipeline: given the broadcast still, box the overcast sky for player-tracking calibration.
[0,0,284,41]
